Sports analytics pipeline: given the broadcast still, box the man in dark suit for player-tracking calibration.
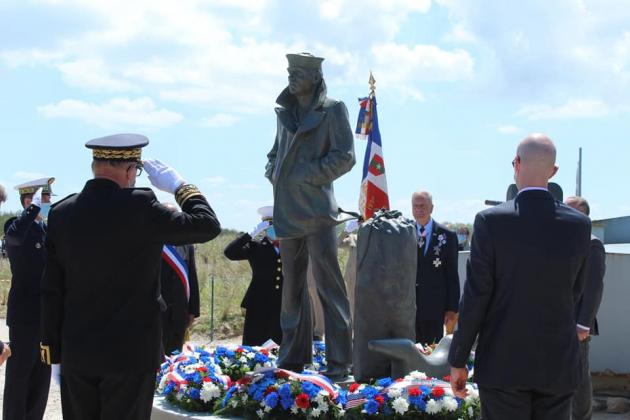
[3,178,55,420]
[40,134,221,419]
[565,196,606,420]
[159,204,201,356]
[224,206,284,346]
[412,191,460,345]
[449,134,591,420]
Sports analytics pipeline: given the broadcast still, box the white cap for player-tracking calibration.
[257,205,274,221]
[14,177,55,195]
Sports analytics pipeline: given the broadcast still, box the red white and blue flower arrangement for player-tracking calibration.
[156,343,481,419]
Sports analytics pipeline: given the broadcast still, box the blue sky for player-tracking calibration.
[1,0,629,231]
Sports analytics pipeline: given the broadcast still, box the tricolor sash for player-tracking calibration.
[162,245,190,302]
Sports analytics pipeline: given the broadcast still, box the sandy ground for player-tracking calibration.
[0,320,628,419]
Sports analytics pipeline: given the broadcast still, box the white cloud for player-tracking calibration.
[201,113,239,127]
[496,124,520,134]
[38,97,183,128]
[371,43,474,83]
[56,58,135,92]
[516,99,612,120]
[202,176,228,187]
[12,171,49,181]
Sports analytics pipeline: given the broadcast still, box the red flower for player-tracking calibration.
[395,378,404,383]
[197,366,208,373]
[264,386,276,396]
[276,370,290,379]
[260,349,269,356]
[431,386,445,398]
[236,347,244,353]
[348,383,361,393]
[238,376,252,386]
[295,393,310,409]
[408,386,421,397]
[202,377,212,383]
[375,395,385,406]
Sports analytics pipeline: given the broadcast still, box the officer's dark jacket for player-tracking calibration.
[4,205,46,326]
[40,178,220,374]
[224,233,283,346]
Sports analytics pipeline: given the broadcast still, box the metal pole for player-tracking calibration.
[210,274,215,342]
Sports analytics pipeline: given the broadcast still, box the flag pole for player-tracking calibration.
[369,72,376,98]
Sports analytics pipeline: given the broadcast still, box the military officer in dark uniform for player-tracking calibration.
[3,177,55,420]
[224,206,284,346]
[40,134,221,420]
[159,204,201,355]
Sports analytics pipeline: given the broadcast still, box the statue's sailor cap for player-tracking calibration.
[286,52,324,70]
[85,133,149,162]
[14,177,55,196]
[257,205,274,221]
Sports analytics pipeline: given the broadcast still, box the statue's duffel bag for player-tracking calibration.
[352,209,417,382]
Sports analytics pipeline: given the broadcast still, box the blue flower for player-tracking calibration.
[365,399,380,415]
[302,382,321,399]
[189,387,200,400]
[221,385,238,407]
[254,353,269,364]
[376,377,393,388]
[164,382,176,395]
[336,391,347,406]
[362,386,378,399]
[409,395,426,411]
[278,383,292,399]
[280,396,293,410]
[264,392,279,409]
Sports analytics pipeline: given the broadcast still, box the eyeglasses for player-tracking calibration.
[127,163,143,177]
[511,156,521,167]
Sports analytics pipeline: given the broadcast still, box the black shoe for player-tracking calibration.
[278,363,304,373]
[319,366,350,382]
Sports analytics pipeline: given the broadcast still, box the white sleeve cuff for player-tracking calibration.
[577,324,590,332]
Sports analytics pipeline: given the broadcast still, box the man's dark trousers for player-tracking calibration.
[3,324,51,420]
[60,370,155,420]
[572,339,593,420]
[278,225,352,370]
[480,387,573,420]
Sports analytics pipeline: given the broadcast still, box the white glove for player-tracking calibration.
[250,221,271,238]
[143,159,186,194]
[344,219,359,233]
[51,363,61,386]
[32,188,42,208]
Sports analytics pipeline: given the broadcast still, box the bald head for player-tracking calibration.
[513,133,559,190]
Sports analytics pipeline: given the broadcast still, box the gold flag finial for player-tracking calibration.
[369,71,376,97]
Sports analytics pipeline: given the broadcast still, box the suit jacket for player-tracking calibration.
[449,190,591,393]
[224,233,283,345]
[40,178,220,374]
[575,235,606,335]
[265,82,355,239]
[4,205,46,327]
[160,244,200,334]
[416,221,460,321]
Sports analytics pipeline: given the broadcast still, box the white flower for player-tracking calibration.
[157,375,169,392]
[230,400,239,408]
[408,371,427,380]
[264,361,272,367]
[239,356,248,363]
[392,397,409,414]
[443,396,459,412]
[336,409,346,418]
[242,394,249,402]
[246,352,255,359]
[214,365,223,375]
[465,387,480,403]
[256,409,264,418]
[387,387,403,399]
[311,408,322,417]
[318,401,329,413]
[264,405,272,412]
[200,382,221,402]
[426,399,442,414]
[290,406,299,415]
[222,357,232,367]
[468,406,474,417]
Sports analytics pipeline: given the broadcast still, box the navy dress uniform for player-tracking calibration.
[3,177,55,420]
[224,206,283,346]
[40,134,221,420]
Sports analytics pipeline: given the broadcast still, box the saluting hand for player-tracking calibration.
[32,187,43,208]
[143,159,186,194]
